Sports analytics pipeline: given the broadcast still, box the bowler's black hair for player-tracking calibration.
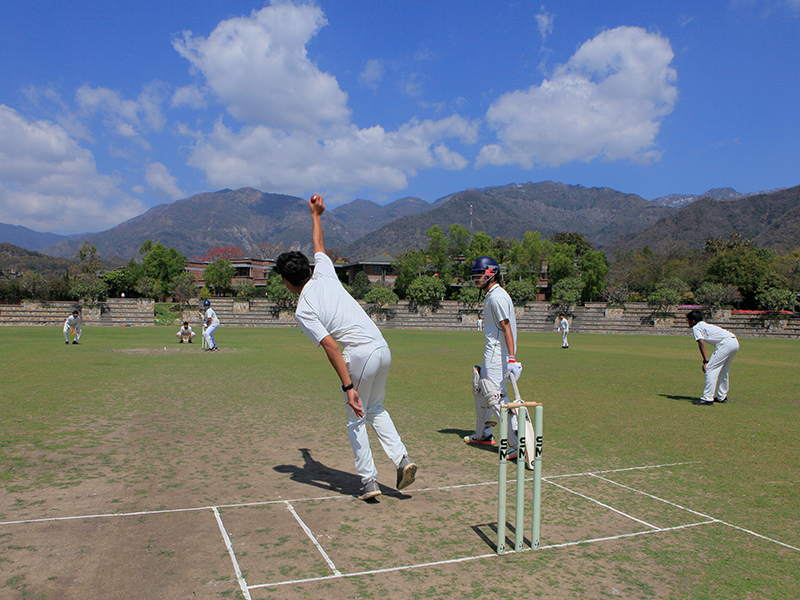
[686,309,704,323]
[275,251,312,288]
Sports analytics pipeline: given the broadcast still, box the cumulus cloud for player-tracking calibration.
[173,2,350,134]
[478,26,677,168]
[0,105,145,233]
[76,84,166,140]
[145,162,186,200]
[187,115,477,195]
[176,1,475,197]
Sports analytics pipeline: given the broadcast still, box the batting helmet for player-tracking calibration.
[203,300,211,306]
[471,256,500,287]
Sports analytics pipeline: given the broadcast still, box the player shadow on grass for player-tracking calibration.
[438,428,498,454]
[274,448,362,497]
[659,394,701,404]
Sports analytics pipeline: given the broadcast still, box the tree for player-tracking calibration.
[706,246,775,306]
[407,275,446,309]
[457,285,482,310]
[393,250,428,298]
[579,249,608,302]
[505,279,538,305]
[71,242,107,302]
[774,249,800,292]
[551,232,592,256]
[195,245,246,262]
[425,225,451,281]
[547,244,578,287]
[20,272,50,299]
[507,231,546,283]
[756,288,795,313]
[447,223,471,259]
[203,259,235,296]
[351,271,371,299]
[265,269,298,311]
[363,286,399,311]
[141,241,188,300]
[550,276,583,313]
[694,282,743,310]
[172,271,198,307]
[647,287,681,315]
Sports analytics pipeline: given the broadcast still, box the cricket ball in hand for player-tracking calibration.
[311,194,322,203]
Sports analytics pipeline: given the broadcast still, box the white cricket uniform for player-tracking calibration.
[692,321,739,402]
[558,317,570,348]
[63,314,82,342]
[203,307,220,348]
[295,252,409,485]
[477,285,518,448]
[177,325,195,341]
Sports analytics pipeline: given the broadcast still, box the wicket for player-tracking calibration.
[496,375,543,555]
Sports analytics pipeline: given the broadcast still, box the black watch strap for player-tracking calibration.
[342,382,354,392]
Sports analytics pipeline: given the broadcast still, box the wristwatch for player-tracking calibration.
[342,382,354,392]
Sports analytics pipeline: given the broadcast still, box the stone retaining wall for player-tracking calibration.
[2,298,798,338]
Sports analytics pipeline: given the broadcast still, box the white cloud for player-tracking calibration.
[0,104,145,234]
[171,84,207,109]
[359,59,385,90]
[76,83,166,147]
[186,115,477,195]
[478,26,677,168]
[175,1,476,197]
[173,2,350,134]
[535,7,554,41]
[145,162,186,200]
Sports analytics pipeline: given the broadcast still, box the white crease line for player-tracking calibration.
[590,474,716,520]
[546,479,660,530]
[545,461,701,480]
[0,461,694,527]
[213,507,252,600]
[249,520,720,590]
[285,501,342,577]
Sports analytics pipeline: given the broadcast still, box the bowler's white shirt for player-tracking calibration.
[692,321,735,346]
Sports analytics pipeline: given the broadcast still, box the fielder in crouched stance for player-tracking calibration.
[465,257,522,458]
[63,310,82,344]
[275,194,417,501]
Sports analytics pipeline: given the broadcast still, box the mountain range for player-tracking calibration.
[1,182,797,264]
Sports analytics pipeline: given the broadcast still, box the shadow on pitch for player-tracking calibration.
[439,428,499,454]
[274,448,362,497]
[659,394,700,404]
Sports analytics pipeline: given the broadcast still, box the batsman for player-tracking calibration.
[465,257,523,459]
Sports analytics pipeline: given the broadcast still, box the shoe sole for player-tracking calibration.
[463,436,495,446]
[397,463,417,490]
[358,489,382,501]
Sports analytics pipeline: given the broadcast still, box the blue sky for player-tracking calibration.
[0,0,798,235]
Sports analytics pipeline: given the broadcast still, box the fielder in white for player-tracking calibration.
[176,321,196,343]
[275,194,417,501]
[63,310,82,344]
[465,257,522,458]
[686,310,739,406]
[202,300,220,351]
[558,313,570,348]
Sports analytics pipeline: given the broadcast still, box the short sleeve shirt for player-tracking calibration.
[692,321,735,346]
[295,252,384,350]
[205,307,220,326]
[483,284,517,355]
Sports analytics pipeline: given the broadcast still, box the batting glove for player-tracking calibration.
[504,356,522,381]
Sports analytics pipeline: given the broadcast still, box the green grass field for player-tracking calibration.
[1,326,798,599]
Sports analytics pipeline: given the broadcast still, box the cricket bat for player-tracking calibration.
[507,373,536,471]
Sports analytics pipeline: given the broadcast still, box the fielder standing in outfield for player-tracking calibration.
[465,257,522,458]
[558,313,570,348]
[275,194,417,502]
[63,309,82,345]
[686,310,739,406]
[203,300,220,351]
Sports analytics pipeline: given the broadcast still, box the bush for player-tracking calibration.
[351,271,371,300]
[407,276,446,309]
[265,270,298,312]
[694,282,742,309]
[363,286,399,310]
[550,276,583,312]
[457,285,482,310]
[505,279,538,305]
[756,287,795,314]
[647,287,681,315]
[234,281,261,299]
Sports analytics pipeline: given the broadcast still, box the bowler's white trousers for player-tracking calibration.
[702,336,739,402]
[343,343,408,485]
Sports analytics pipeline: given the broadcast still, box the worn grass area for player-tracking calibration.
[1,326,798,599]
